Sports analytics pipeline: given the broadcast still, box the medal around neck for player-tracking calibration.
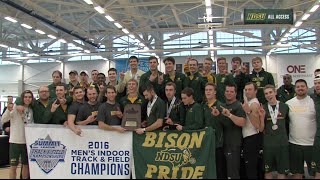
[121,104,141,131]
[272,124,278,130]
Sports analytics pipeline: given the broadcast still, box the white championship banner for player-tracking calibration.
[25,124,132,179]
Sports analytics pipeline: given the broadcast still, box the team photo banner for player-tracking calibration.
[133,128,216,179]
[25,124,132,179]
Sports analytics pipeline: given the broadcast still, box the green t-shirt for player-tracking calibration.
[43,99,70,125]
[181,102,204,130]
[33,100,50,124]
[162,72,186,100]
[221,101,246,147]
[185,72,207,103]
[146,97,166,127]
[216,73,235,103]
[203,100,224,148]
[139,71,164,97]
[165,98,184,125]
[263,102,289,147]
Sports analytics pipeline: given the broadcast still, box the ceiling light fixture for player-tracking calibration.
[114,22,123,29]
[94,6,105,14]
[35,29,45,35]
[4,16,17,23]
[105,15,115,22]
[21,23,32,29]
[83,0,93,5]
[47,34,57,39]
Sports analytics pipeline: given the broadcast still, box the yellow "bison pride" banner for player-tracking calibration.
[133,128,216,179]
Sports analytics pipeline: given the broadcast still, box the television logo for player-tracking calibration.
[287,65,306,73]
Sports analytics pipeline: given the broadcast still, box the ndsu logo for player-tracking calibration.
[155,147,196,168]
[287,65,306,73]
[29,135,67,174]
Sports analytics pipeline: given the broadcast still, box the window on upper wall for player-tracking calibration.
[274,29,317,54]
[216,30,262,55]
[163,32,208,56]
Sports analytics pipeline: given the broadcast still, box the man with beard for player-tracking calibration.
[286,79,316,179]
[139,56,164,97]
[76,87,100,125]
[162,82,184,130]
[98,85,126,133]
[33,86,51,124]
[136,85,165,134]
[184,58,207,103]
[277,74,295,103]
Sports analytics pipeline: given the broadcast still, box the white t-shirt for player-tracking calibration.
[242,98,260,138]
[2,106,33,144]
[286,96,316,146]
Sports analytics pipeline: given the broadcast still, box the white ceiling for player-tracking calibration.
[0,0,319,62]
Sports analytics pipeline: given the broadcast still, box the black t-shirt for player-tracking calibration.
[221,101,246,147]
[76,102,101,125]
[97,102,122,126]
[68,101,85,115]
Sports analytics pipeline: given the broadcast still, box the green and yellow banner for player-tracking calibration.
[133,128,216,179]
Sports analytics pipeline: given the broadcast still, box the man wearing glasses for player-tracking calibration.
[33,86,51,124]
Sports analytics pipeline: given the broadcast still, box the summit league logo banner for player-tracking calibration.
[25,125,132,179]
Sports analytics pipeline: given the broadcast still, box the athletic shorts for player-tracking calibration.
[9,143,28,166]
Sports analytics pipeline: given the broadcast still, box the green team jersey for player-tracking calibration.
[263,102,290,147]
[277,84,295,103]
[180,102,204,130]
[146,97,166,127]
[161,72,186,100]
[43,99,70,125]
[215,73,235,103]
[247,68,275,104]
[139,71,164,97]
[221,101,246,147]
[165,98,184,124]
[33,100,50,124]
[185,72,207,103]
[203,100,224,148]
